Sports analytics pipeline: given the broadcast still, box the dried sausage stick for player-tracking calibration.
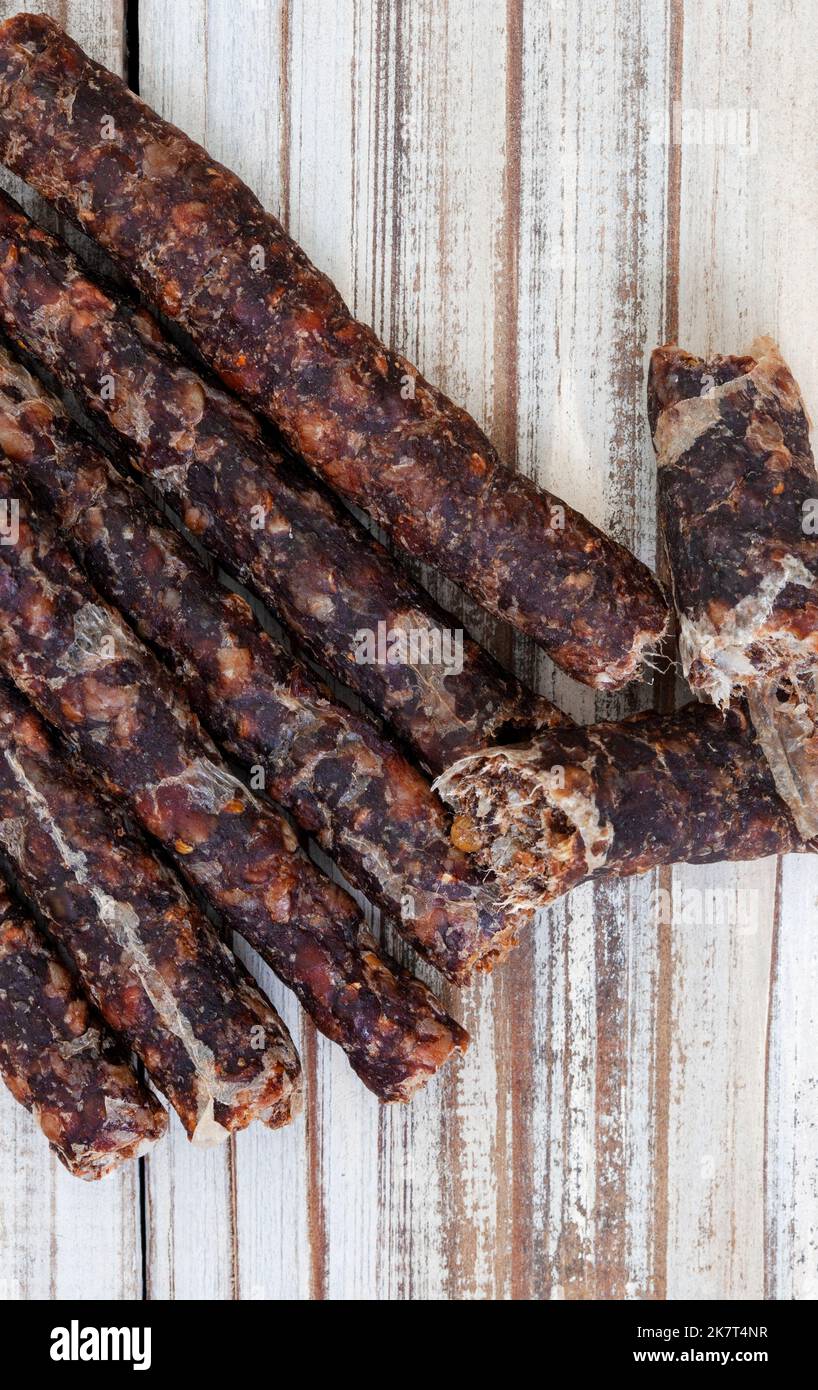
[0,346,518,983]
[0,188,560,776]
[0,876,167,1178]
[649,338,818,839]
[0,479,467,1100]
[435,703,809,915]
[0,15,669,690]
[0,680,300,1142]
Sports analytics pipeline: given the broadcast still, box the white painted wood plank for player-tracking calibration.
[0,0,144,1304]
[144,946,312,1301]
[514,0,672,1298]
[766,856,818,1300]
[139,0,313,1302]
[285,0,479,1301]
[665,858,778,1299]
[667,0,818,1300]
[231,946,311,1302]
[0,1070,143,1300]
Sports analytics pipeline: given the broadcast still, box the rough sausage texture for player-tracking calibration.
[649,338,818,839]
[0,475,467,1100]
[0,877,167,1178]
[0,345,518,983]
[0,15,669,690]
[0,679,300,1143]
[0,191,559,777]
[435,703,808,914]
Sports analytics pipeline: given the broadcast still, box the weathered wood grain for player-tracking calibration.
[339,0,513,1301]
[511,0,673,1299]
[138,4,314,1301]
[666,0,818,1301]
[767,857,818,1301]
[1,0,815,1302]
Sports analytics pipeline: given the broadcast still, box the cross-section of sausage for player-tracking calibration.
[0,876,167,1177]
[0,15,668,689]
[0,345,518,983]
[0,680,300,1142]
[649,338,818,839]
[0,187,559,776]
[0,475,467,1100]
[435,703,809,914]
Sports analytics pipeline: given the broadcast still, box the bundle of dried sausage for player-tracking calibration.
[0,14,669,690]
[649,338,818,838]
[0,474,467,1100]
[435,703,809,914]
[0,344,517,983]
[0,188,558,776]
[0,680,300,1142]
[0,877,167,1178]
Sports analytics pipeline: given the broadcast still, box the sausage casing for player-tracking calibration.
[0,473,467,1100]
[0,680,300,1142]
[0,185,558,775]
[435,703,809,913]
[0,877,167,1178]
[649,338,818,839]
[0,15,669,689]
[0,345,517,983]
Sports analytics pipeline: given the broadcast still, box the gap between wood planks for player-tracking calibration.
[649,0,686,1304]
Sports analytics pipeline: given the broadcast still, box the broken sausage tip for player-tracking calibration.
[649,337,818,840]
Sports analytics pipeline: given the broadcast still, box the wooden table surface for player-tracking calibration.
[0,0,816,1302]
